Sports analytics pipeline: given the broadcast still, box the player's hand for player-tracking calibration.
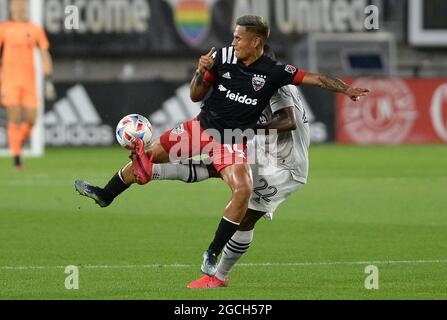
[345,87,370,101]
[196,47,216,76]
[45,79,57,101]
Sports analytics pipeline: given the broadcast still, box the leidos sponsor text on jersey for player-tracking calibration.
[225,89,258,106]
[218,84,258,106]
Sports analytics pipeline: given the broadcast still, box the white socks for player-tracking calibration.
[215,230,254,281]
[151,163,210,183]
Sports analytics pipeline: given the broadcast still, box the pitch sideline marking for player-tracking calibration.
[2,259,447,270]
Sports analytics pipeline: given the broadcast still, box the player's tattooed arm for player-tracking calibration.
[302,72,370,101]
[190,47,216,102]
[190,71,211,102]
[318,74,350,93]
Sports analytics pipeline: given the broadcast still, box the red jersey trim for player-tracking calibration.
[293,70,307,85]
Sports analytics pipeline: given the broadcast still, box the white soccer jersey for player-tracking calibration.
[254,85,310,184]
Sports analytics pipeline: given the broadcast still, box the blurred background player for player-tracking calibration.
[0,0,56,170]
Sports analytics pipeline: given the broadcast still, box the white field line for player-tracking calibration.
[2,178,107,187]
[1,259,447,271]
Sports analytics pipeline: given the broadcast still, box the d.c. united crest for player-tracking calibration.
[252,74,266,92]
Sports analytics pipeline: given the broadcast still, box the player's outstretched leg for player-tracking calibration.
[74,179,119,208]
[130,138,155,185]
[74,138,169,207]
[151,162,215,183]
[75,162,133,207]
[188,209,264,289]
[121,138,214,185]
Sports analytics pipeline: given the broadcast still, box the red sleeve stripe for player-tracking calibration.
[293,70,307,85]
[204,71,215,84]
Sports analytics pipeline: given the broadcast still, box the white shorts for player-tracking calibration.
[248,163,305,220]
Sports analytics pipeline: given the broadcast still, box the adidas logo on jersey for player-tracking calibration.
[225,90,258,106]
[223,72,231,79]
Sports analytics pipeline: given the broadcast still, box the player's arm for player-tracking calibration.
[190,71,212,102]
[36,23,57,101]
[40,47,53,78]
[40,47,57,101]
[190,47,216,102]
[257,107,297,133]
[301,72,369,101]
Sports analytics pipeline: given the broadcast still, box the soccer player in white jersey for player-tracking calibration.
[147,84,310,288]
[191,84,309,288]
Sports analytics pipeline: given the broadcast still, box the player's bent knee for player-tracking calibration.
[223,167,253,201]
[233,183,252,201]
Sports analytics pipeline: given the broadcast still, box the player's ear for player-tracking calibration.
[253,36,262,49]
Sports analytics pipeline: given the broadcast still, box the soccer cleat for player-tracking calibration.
[200,250,218,276]
[187,275,228,289]
[130,138,154,185]
[74,180,111,208]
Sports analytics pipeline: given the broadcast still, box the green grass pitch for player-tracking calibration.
[0,145,446,300]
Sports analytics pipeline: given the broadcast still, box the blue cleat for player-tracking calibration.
[74,180,111,208]
[200,250,218,276]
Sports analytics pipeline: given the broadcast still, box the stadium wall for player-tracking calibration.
[4,78,446,148]
[1,0,446,148]
[337,78,447,144]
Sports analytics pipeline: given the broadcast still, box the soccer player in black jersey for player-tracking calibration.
[75,15,369,284]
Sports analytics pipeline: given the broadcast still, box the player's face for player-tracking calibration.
[232,26,259,62]
[10,0,28,21]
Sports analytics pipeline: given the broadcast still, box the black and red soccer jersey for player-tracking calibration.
[198,46,307,141]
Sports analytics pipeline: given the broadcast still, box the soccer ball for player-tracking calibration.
[116,114,153,149]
